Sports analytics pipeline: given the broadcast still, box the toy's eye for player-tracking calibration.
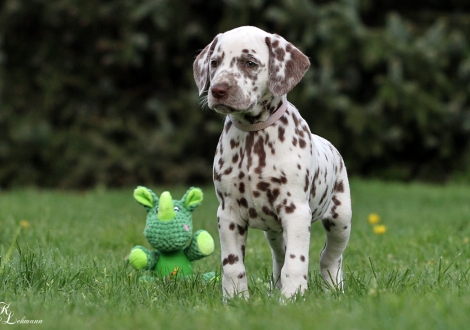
[174,206,180,212]
[155,207,159,213]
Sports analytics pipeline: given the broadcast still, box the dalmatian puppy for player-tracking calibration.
[193,26,351,299]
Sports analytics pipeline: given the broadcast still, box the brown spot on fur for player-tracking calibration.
[225,121,232,134]
[304,169,310,192]
[274,47,286,61]
[257,181,270,191]
[239,182,245,193]
[278,126,285,142]
[248,208,258,218]
[245,133,255,171]
[313,168,320,181]
[237,224,247,235]
[292,113,299,127]
[238,198,248,208]
[280,116,288,125]
[332,195,341,206]
[254,136,266,174]
[217,189,225,210]
[334,180,344,193]
[302,124,310,135]
[267,188,280,205]
[322,219,336,232]
[222,254,239,266]
[213,169,221,182]
[230,57,236,68]
[281,175,288,184]
[232,154,238,163]
[319,189,328,204]
[230,139,239,149]
[270,175,287,185]
[285,202,296,214]
[262,205,274,216]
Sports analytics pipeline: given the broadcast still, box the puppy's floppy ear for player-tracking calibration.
[193,34,221,95]
[265,34,310,97]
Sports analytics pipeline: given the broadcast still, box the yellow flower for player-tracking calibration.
[19,220,30,229]
[373,225,387,235]
[368,213,381,225]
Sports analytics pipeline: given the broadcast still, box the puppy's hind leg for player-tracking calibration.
[320,178,352,290]
[265,230,285,289]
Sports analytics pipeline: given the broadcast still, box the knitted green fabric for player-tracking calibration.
[128,186,215,280]
[185,230,215,261]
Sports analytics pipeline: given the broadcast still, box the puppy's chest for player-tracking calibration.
[213,117,313,230]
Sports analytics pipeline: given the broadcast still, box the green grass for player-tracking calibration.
[1,180,469,329]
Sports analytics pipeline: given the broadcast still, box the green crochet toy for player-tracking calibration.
[128,186,216,281]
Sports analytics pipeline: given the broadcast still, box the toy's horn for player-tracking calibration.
[158,191,176,221]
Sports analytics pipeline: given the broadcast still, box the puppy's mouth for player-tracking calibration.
[212,104,237,114]
[212,102,256,115]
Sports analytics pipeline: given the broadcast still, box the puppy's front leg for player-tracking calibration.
[280,204,312,298]
[218,206,249,299]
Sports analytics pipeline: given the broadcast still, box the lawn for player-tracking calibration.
[1,180,469,329]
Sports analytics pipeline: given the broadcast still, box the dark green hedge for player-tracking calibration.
[1,0,469,188]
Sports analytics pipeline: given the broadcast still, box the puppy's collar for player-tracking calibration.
[229,96,288,132]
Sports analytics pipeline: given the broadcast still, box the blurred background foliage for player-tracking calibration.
[1,0,470,188]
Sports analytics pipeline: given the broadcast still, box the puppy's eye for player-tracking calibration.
[210,60,218,68]
[245,61,257,68]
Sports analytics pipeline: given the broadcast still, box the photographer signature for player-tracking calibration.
[0,302,43,325]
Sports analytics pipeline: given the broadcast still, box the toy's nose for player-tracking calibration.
[158,191,175,221]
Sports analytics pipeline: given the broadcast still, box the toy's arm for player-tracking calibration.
[184,230,215,261]
[128,245,159,271]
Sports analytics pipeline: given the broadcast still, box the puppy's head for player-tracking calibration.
[193,26,310,117]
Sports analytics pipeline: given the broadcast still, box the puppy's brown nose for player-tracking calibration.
[211,83,229,99]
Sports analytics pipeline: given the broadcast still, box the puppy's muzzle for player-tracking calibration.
[211,83,229,100]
